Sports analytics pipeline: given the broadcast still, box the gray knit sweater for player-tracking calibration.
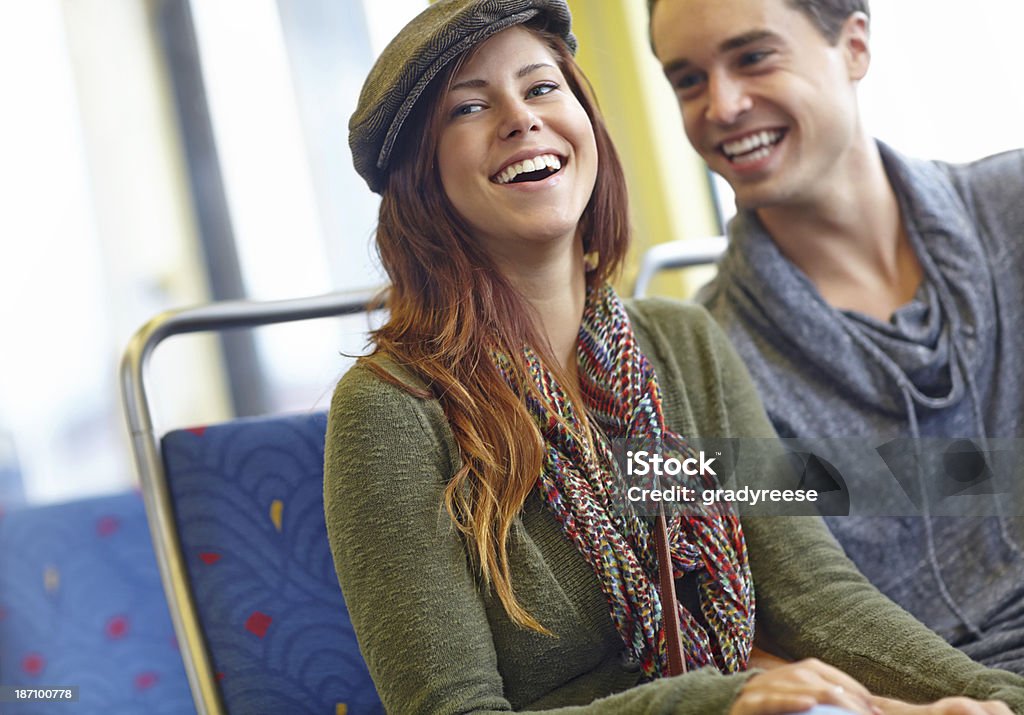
[325,298,1024,713]
[698,143,1024,671]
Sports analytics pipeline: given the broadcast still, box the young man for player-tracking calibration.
[649,0,1024,671]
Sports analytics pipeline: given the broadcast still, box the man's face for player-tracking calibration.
[651,0,868,210]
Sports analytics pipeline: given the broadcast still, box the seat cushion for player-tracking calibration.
[0,491,193,714]
[161,411,382,714]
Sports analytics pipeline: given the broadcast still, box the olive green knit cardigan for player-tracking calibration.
[324,298,1024,713]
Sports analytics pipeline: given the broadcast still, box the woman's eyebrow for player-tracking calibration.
[517,62,554,78]
[450,62,556,92]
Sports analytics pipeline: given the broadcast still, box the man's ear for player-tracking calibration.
[840,12,871,81]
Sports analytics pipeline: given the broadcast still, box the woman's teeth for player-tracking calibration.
[493,153,562,184]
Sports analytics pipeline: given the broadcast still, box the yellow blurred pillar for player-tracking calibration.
[567,0,720,297]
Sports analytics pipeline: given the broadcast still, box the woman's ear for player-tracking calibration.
[841,12,871,82]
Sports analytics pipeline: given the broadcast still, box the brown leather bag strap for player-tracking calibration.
[655,508,687,676]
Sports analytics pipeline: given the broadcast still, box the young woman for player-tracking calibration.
[326,1,1024,713]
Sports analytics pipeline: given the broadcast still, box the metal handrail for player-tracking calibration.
[118,288,379,715]
[632,236,728,298]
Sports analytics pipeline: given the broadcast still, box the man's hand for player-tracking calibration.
[872,696,1014,715]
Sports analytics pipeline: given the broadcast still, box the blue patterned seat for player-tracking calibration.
[160,411,383,714]
[0,492,193,714]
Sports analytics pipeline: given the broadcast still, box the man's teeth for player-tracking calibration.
[733,145,772,164]
[722,130,784,162]
[494,153,562,184]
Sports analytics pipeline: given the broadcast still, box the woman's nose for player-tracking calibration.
[498,100,542,139]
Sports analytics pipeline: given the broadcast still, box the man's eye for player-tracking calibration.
[673,72,704,94]
[527,82,557,98]
[739,50,773,67]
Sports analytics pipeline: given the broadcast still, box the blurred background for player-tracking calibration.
[0,0,1021,508]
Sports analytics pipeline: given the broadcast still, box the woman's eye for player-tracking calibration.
[527,83,557,98]
[453,103,483,118]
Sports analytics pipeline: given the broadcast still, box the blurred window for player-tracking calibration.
[183,0,425,414]
[0,0,119,504]
[0,0,424,504]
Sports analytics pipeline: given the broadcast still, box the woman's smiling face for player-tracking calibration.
[435,27,598,261]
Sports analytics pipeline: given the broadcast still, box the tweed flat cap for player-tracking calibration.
[349,0,576,194]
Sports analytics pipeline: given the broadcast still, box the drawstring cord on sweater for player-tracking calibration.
[844,320,988,638]
[842,247,1019,640]
[899,386,984,639]
[929,254,1024,561]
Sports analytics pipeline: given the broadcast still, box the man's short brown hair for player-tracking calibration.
[786,0,870,43]
[648,0,870,45]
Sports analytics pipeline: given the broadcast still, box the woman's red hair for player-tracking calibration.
[365,25,630,632]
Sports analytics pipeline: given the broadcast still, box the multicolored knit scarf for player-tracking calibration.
[492,283,755,678]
